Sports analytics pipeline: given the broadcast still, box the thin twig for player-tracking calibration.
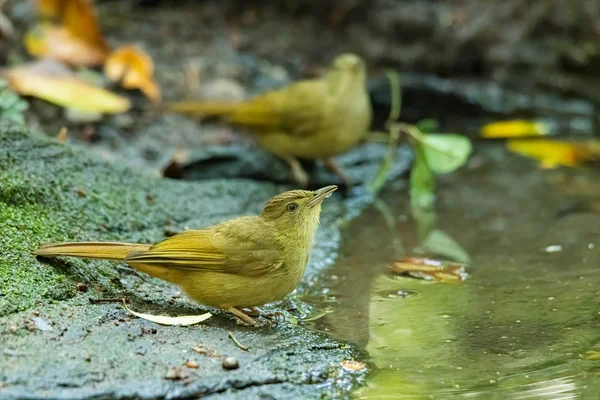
[228,331,249,351]
[88,297,128,304]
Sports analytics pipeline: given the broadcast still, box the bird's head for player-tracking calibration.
[261,185,338,239]
[331,53,366,75]
[326,53,367,94]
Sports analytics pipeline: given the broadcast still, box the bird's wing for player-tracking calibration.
[124,222,282,277]
[229,79,328,137]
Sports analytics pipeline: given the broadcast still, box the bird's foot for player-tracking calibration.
[228,307,256,326]
[240,307,261,317]
[240,308,284,326]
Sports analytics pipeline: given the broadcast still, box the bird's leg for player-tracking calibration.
[240,307,261,317]
[324,158,353,188]
[281,155,309,187]
[228,307,256,326]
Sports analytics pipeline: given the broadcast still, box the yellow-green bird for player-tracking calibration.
[166,54,372,187]
[35,186,337,325]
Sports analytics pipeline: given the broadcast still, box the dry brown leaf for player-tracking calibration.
[122,299,212,326]
[57,126,68,142]
[506,139,598,169]
[36,0,109,56]
[389,257,469,283]
[104,45,161,102]
[4,59,130,114]
[25,23,106,66]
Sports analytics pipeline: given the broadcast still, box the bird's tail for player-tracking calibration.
[35,242,152,261]
[163,100,240,118]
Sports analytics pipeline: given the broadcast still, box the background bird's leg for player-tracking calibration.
[228,307,256,325]
[282,155,309,187]
[324,158,353,188]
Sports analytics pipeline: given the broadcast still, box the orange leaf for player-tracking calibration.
[25,23,106,66]
[388,257,469,283]
[481,120,551,138]
[4,59,130,114]
[506,139,597,168]
[341,360,366,372]
[104,45,161,102]
[36,0,109,58]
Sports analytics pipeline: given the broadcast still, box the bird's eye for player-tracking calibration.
[287,203,298,212]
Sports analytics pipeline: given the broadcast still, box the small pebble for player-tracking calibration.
[9,325,17,333]
[76,283,89,292]
[185,360,199,369]
[33,311,40,317]
[164,367,186,380]
[222,356,239,370]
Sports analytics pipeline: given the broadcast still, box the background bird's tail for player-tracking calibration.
[35,242,151,261]
[163,100,239,118]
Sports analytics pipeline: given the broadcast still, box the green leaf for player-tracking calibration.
[410,143,436,238]
[415,119,439,134]
[420,229,471,263]
[421,134,472,175]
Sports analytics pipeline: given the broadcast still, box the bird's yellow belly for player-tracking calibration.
[180,270,301,310]
[256,108,371,159]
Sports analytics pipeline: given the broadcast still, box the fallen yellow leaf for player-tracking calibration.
[122,300,212,326]
[36,0,109,56]
[25,23,106,66]
[4,59,130,114]
[506,139,597,168]
[104,45,161,102]
[481,120,551,138]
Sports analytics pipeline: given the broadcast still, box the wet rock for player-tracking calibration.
[165,142,412,189]
[0,122,408,399]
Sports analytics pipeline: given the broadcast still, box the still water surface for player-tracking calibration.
[306,145,600,399]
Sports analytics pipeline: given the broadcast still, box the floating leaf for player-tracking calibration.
[25,23,106,66]
[341,360,366,372]
[481,120,552,138]
[105,45,161,102]
[506,139,597,168]
[420,134,472,174]
[4,59,130,114]
[122,300,212,326]
[389,257,469,283]
[36,0,109,56]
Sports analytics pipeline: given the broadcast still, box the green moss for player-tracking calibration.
[0,203,75,314]
[0,122,278,316]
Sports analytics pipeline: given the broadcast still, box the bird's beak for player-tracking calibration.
[308,185,338,207]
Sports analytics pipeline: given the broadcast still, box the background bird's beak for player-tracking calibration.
[308,185,337,207]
